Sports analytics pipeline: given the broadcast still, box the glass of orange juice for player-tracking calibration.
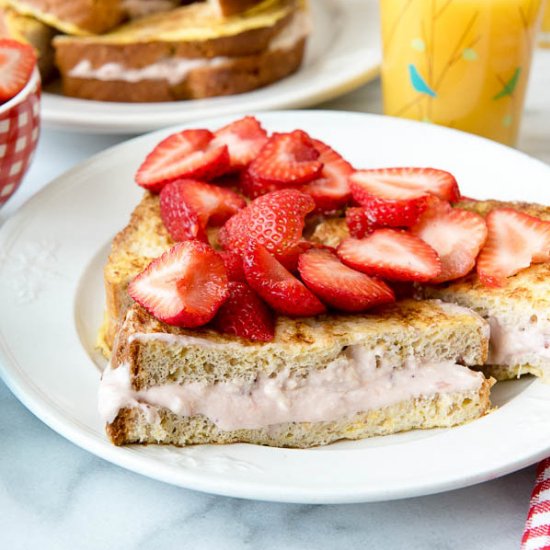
[380,0,545,146]
[540,1,550,46]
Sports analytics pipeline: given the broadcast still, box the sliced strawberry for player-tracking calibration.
[243,244,326,317]
[247,130,323,191]
[477,208,550,287]
[218,189,315,256]
[219,250,246,282]
[274,240,313,272]
[160,179,246,242]
[337,229,442,282]
[411,198,487,283]
[211,116,268,171]
[128,241,229,328]
[212,281,275,342]
[0,39,36,102]
[238,169,278,199]
[136,129,230,193]
[351,167,459,201]
[350,171,430,227]
[298,248,395,312]
[346,207,380,238]
[302,139,353,213]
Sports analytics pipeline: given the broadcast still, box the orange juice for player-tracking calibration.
[541,1,550,45]
[380,0,544,145]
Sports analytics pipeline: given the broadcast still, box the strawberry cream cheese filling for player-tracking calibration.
[98,344,484,430]
[487,317,550,366]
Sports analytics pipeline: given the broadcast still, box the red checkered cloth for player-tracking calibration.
[522,459,550,549]
[0,79,41,206]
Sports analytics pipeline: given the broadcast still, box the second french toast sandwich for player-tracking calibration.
[53,0,309,102]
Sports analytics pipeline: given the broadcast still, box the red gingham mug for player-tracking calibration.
[0,67,41,207]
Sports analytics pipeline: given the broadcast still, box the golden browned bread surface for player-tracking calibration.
[104,192,172,349]
[7,0,125,34]
[113,299,490,390]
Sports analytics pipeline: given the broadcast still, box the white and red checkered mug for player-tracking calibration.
[0,67,41,207]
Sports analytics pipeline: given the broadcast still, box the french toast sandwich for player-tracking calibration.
[97,117,506,448]
[98,116,550,448]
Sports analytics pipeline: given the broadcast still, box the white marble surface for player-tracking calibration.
[1,47,550,550]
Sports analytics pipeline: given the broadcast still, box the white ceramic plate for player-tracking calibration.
[1,111,550,504]
[42,0,381,134]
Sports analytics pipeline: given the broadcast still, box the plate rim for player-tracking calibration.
[1,110,550,504]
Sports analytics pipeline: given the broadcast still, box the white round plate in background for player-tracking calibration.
[1,111,550,504]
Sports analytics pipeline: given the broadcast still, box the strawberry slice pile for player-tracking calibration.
[0,39,36,103]
[128,116,549,341]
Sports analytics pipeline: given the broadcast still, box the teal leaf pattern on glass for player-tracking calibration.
[462,48,478,61]
[493,68,521,100]
[408,64,437,97]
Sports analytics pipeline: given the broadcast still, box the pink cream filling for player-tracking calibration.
[98,345,483,431]
[487,317,550,366]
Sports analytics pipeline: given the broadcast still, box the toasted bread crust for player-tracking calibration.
[104,192,172,349]
[53,0,305,102]
[457,199,550,221]
[7,0,125,34]
[112,299,490,391]
[101,197,549,355]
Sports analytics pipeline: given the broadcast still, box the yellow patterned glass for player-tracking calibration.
[380,0,544,146]
[541,1,550,46]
